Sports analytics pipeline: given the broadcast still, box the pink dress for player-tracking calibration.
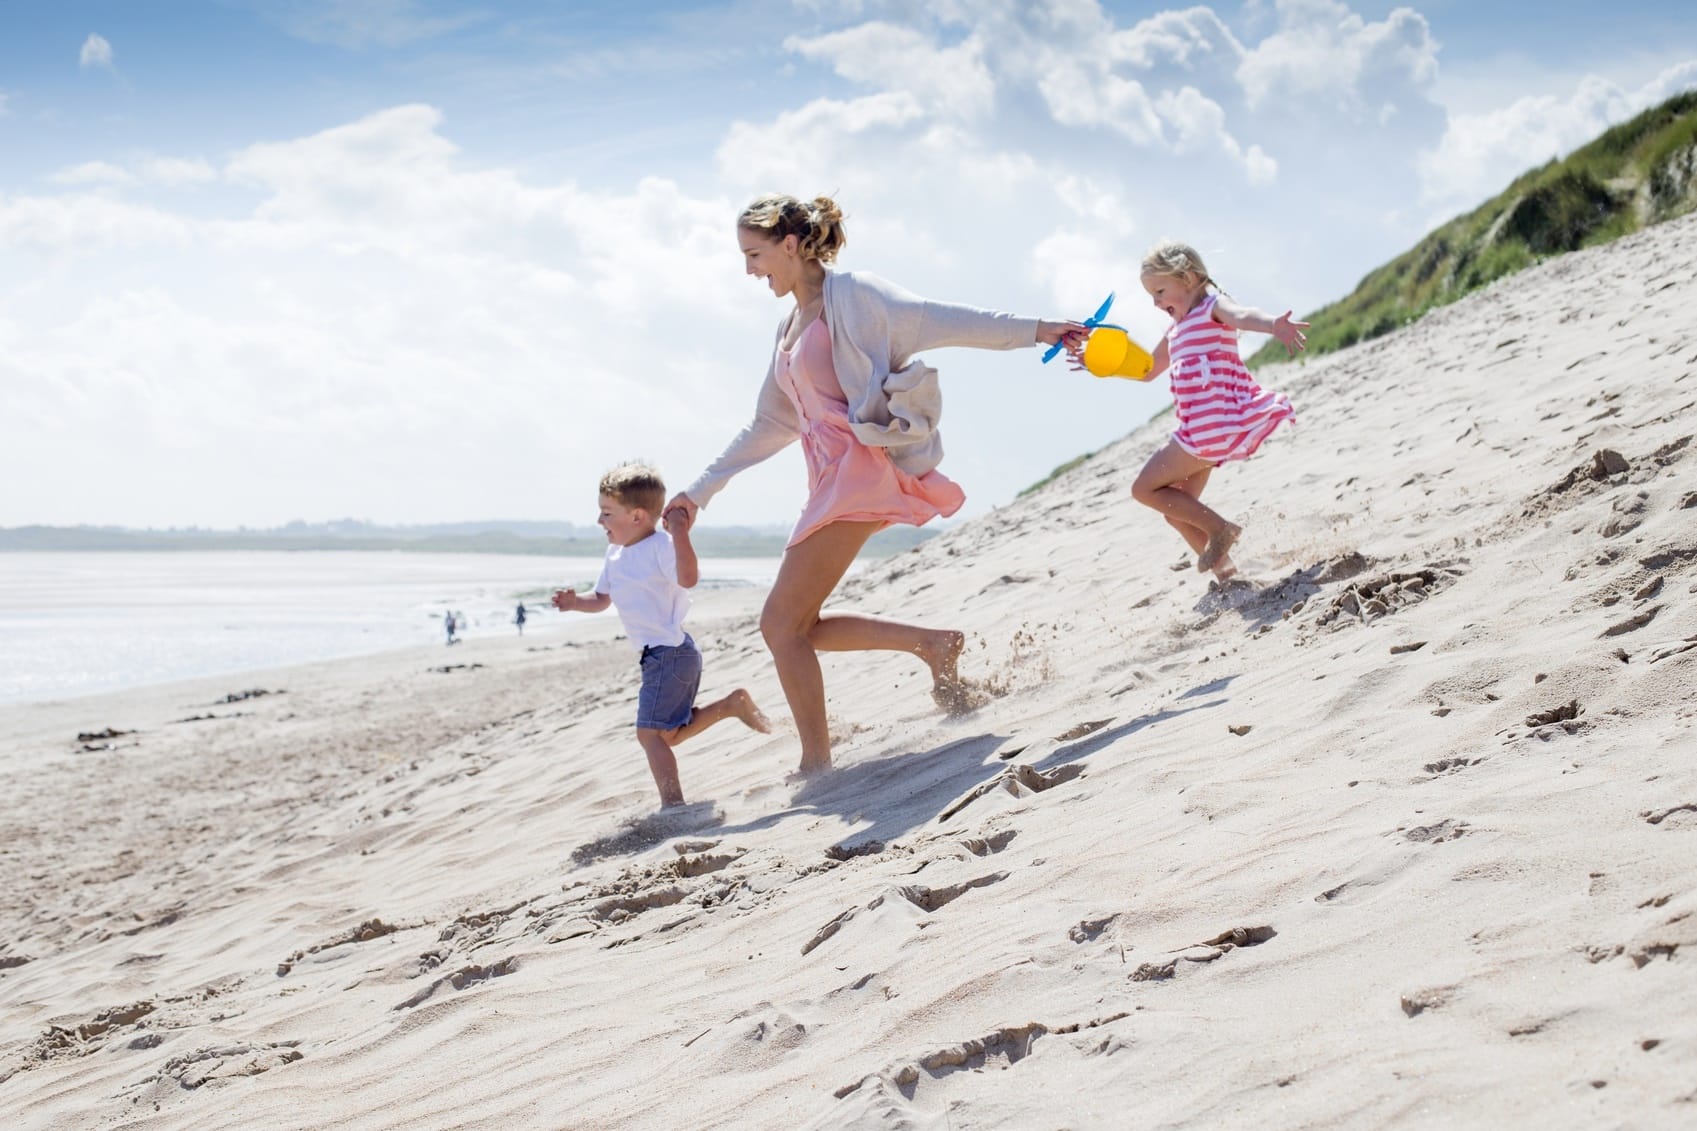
[1166,294,1295,464]
[776,316,965,548]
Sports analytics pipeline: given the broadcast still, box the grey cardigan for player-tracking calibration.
[685,269,1040,507]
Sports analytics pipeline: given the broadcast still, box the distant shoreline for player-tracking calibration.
[0,524,938,558]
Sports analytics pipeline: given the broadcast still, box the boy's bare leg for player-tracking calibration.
[636,728,685,808]
[664,689,772,744]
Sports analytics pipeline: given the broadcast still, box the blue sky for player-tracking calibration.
[4,1,1695,529]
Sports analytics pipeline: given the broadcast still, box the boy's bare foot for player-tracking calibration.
[729,688,772,734]
[1197,524,1242,574]
[1211,553,1238,582]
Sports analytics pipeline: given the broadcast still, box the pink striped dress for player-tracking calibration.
[1164,294,1294,464]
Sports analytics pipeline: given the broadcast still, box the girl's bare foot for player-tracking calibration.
[1211,553,1238,582]
[729,688,772,734]
[1197,524,1242,574]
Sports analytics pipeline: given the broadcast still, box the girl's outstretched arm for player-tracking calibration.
[1212,295,1309,356]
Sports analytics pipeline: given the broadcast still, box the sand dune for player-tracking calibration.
[3,215,1695,1129]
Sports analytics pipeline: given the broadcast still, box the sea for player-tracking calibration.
[0,551,782,707]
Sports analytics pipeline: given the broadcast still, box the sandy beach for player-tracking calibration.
[3,215,1695,1129]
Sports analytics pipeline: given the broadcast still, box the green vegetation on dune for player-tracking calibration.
[1249,91,1697,367]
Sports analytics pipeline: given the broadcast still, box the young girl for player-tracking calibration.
[1127,240,1305,580]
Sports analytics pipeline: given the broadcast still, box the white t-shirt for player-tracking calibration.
[595,531,689,651]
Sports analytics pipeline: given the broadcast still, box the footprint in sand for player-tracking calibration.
[801,872,1010,956]
[155,1042,304,1090]
[276,917,404,977]
[393,956,518,1010]
[1131,924,1277,982]
[936,763,1084,822]
[1313,566,1459,631]
[5,1001,158,1084]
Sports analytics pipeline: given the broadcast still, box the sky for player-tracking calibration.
[3,0,1695,531]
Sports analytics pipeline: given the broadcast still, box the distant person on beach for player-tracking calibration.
[514,603,527,636]
[1116,239,1304,580]
[444,610,458,645]
[663,193,1085,778]
[554,462,771,809]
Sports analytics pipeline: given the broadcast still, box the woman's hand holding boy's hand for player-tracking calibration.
[662,493,698,529]
[663,506,693,538]
[1272,311,1309,355]
[551,588,579,612]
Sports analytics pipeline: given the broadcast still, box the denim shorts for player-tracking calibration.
[636,634,700,730]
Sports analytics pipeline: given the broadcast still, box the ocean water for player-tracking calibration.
[0,551,780,706]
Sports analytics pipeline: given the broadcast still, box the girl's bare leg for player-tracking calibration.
[761,520,961,774]
[1133,443,1240,574]
[1160,467,1237,580]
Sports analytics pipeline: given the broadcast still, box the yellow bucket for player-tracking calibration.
[1082,325,1153,381]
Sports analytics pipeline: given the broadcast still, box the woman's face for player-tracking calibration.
[739,226,801,299]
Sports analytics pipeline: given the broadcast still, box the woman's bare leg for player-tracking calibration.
[761,520,961,774]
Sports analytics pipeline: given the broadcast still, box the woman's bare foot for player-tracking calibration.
[1197,524,1242,574]
[785,758,831,783]
[729,688,772,734]
[916,629,968,714]
[1211,553,1239,582]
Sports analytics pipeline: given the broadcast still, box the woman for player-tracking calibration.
[665,194,1083,776]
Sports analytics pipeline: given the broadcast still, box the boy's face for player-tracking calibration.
[597,495,655,547]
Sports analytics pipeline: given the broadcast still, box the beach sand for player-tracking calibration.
[3,216,1695,1129]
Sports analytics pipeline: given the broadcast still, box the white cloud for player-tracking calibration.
[140,157,219,186]
[80,33,114,70]
[50,161,136,187]
[1236,0,1438,114]
[716,92,926,190]
[785,22,995,119]
[1418,60,1697,209]
[1155,86,1278,183]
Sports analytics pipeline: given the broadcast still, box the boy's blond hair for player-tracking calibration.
[599,462,666,515]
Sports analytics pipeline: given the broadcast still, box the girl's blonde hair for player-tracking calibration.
[738,194,847,264]
[1140,240,1218,292]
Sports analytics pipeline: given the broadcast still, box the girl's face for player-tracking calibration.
[1142,270,1206,321]
[739,226,803,300]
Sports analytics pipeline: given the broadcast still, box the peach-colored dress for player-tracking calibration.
[776,316,965,548]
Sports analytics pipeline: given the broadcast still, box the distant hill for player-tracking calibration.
[0,519,938,559]
[1249,90,1697,366]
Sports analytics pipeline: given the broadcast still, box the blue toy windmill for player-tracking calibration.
[1040,292,1115,364]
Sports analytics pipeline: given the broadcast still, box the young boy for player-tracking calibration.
[553,462,770,808]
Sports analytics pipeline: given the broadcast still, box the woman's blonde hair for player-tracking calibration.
[1140,240,1217,292]
[738,194,847,264]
